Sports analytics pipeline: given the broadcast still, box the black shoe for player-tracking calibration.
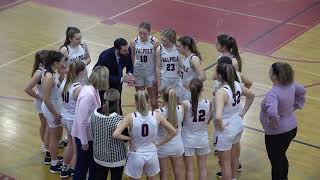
[216,164,242,179]
[58,156,63,162]
[214,150,218,155]
[50,161,63,174]
[44,155,63,165]
[216,171,222,178]
[43,156,51,165]
[60,165,73,179]
[58,140,68,148]
[238,163,242,172]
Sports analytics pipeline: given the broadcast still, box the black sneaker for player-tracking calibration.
[216,164,241,179]
[58,156,63,162]
[44,156,63,165]
[216,171,222,178]
[59,140,68,148]
[238,163,242,172]
[43,156,51,165]
[60,165,73,179]
[50,161,63,174]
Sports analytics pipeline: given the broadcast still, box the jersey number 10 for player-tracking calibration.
[140,55,148,63]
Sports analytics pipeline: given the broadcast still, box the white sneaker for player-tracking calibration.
[40,144,46,153]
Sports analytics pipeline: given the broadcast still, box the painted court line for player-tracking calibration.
[172,0,308,28]
[108,0,152,20]
[0,0,152,69]
[244,0,320,47]
[0,0,25,10]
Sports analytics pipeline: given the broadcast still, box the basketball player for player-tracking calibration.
[214,63,255,180]
[212,35,252,177]
[212,34,252,92]
[24,50,49,153]
[59,61,85,178]
[156,28,181,91]
[60,27,91,85]
[130,22,159,110]
[176,36,206,101]
[182,78,212,180]
[156,87,184,180]
[41,50,65,173]
[113,90,177,180]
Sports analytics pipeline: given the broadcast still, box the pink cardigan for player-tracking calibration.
[71,85,101,145]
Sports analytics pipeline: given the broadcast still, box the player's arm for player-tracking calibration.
[82,42,91,66]
[130,39,136,65]
[191,56,206,81]
[155,46,161,90]
[113,114,132,141]
[239,84,255,118]
[24,71,42,100]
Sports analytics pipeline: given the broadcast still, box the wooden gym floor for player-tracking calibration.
[0,0,319,179]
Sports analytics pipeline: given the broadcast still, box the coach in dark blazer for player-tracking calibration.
[94,38,134,114]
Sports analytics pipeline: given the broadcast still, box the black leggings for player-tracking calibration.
[95,163,124,180]
[265,127,297,180]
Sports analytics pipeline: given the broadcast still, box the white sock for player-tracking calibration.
[51,160,58,166]
[232,178,237,180]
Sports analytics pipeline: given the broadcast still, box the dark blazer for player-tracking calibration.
[95,47,133,91]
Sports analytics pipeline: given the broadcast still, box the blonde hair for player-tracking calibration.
[134,90,149,116]
[161,87,177,127]
[88,66,109,90]
[161,28,177,44]
[103,88,121,115]
[63,61,85,94]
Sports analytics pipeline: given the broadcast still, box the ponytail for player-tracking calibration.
[161,87,178,127]
[60,27,81,50]
[217,56,240,83]
[178,36,202,60]
[189,78,203,120]
[217,63,236,94]
[63,61,85,94]
[135,90,149,116]
[32,50,49,76]
[103,88,121,115]
[217,34,242,72]
[229,37,242,72]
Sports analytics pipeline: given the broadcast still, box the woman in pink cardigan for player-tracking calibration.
[72,66,109,180]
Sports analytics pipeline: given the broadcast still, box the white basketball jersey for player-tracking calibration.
[42,71,62,102]
[160,44,180,78]
[180,54,197,86]
[133,36,156,75]
[131,111,158,153]
[60,80,81,121]
[182,99,211,148]
[66,44,86,64]
[156,106,183,146]
[221,82,242,121]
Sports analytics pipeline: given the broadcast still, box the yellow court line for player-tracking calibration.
[0,0,153,69]
[172,0,308,28]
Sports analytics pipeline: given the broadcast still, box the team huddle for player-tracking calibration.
[24,21,305,180]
